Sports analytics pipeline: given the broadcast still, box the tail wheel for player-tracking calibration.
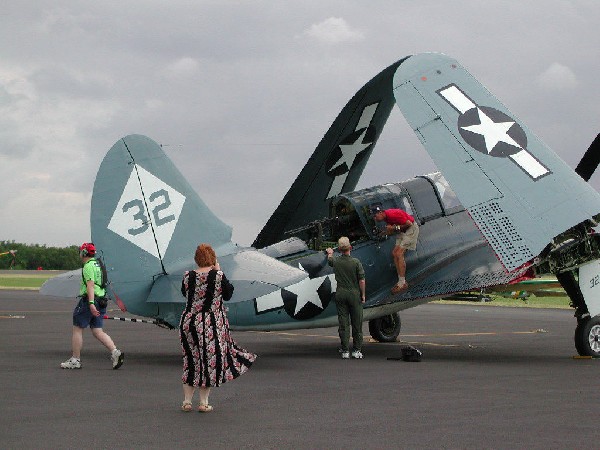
[574,316,600,357]
[368,312,401,342]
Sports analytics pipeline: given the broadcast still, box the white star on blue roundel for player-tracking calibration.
[282,276,333,320]
[458,106,527,158]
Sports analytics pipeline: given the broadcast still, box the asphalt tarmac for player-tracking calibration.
[1,290,598,449]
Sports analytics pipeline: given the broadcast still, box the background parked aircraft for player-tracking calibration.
[0,250,17,269]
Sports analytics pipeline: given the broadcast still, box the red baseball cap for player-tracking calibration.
[79,242,96,256]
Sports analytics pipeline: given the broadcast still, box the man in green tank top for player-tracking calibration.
[60,243,124,370]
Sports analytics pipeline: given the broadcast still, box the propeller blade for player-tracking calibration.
[575,133,600,182]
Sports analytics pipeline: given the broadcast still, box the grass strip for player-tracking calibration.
[0,274,54,289]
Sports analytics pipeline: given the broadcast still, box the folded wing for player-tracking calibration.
[392,53,600,271]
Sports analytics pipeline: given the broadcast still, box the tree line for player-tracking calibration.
[0,241,81,270]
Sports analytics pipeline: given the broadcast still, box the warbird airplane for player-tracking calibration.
[42,53,600,357]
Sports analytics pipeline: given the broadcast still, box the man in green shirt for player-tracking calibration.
[326,237,366,359]
[60,242,124,370]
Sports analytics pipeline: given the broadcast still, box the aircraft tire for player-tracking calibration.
[574,316,600,357]
[368,312,401,342]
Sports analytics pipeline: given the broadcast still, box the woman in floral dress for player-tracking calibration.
[179,243,257,412]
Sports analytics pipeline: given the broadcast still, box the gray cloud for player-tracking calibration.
[537,63,579,91]
[303,17,365,44]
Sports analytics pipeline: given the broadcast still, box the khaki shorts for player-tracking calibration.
[395,222,419,251]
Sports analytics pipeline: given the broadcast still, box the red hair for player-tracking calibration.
[194,243,216,267]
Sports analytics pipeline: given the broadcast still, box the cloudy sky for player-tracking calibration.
[1,1,598,248]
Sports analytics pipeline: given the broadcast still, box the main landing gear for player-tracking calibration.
[557,271,600,357]
[369,312,401,342]
[575,316,600,357]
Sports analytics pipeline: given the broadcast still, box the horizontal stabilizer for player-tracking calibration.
[393,53,600,271]
[40,269,79,298]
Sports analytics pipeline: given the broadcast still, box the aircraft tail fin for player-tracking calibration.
[253,58,409,248]
[92,135,232,288]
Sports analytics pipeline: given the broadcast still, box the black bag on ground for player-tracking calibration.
[401,345,422,362]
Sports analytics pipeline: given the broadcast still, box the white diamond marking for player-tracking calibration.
[107,165,186,258]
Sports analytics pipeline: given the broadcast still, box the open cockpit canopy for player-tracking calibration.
[292,172,464,250]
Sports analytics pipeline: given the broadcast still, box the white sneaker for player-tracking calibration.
[111,349,124,369]
[341,351,350,359]
[351,350,363,359]
[60,357,81,369]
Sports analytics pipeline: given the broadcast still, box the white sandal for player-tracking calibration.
[181,401,193,412]
[198,403,213,413]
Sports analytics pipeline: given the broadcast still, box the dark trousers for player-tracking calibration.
[335,289,363,352]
